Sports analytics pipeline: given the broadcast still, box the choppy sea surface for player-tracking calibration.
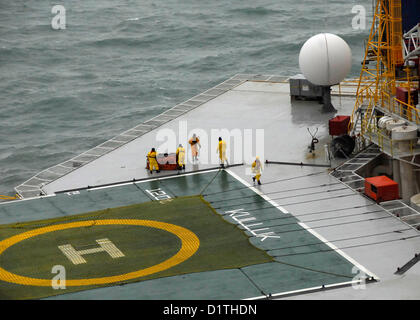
[0,0,371,195]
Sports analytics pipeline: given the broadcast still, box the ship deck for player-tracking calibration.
[3,75,420,299]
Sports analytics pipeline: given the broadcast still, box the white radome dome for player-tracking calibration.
[299,33,352,86]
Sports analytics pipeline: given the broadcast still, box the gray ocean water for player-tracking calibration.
[0,0,371,195]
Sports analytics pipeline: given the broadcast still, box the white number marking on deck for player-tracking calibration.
[145,188,173,204]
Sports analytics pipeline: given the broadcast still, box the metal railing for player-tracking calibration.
[364,123,417,157]
[382,90,420,124]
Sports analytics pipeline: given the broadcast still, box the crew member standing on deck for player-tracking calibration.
[217,137,228,168]
[188,134,201,163]
[176,144,186,170]
[147,148,160,174]
[252,156,262,185]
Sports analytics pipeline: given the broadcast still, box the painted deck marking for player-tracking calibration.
[0,220,199,286]
[235,213,250,218]
[239,217,256,222]
[223,169,382,300]
[224,169,379,280]
[226,208,280,242]
[58,238,125,265]
[247,223,263,227]
[145,188,173,204]
[252,228,270,233]
[298,221,379,280]
[225,170,289,214]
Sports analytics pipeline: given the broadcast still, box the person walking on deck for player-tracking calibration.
[147,148,160,174]
[217,137,228,168]
[176,144,186,170]
[252,156,262,185]
[188,134,201,163]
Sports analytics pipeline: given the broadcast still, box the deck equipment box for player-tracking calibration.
[146,153,178,170]
[365,176,399,202]
[289,74,323,99]
[329,115,350,136]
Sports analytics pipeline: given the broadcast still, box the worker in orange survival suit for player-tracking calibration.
[189,134,201,163]
[147,148,160,174]
[252,156,262,185]
[176,144,186,170]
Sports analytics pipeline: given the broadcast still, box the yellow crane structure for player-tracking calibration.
[350,0,420,157]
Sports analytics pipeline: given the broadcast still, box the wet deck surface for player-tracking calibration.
[2,164,420,299]
[4,78,420,299]
[0,170,366,299]
[38,79,355,195]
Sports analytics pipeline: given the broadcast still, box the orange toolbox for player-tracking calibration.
[147,153,178,170]
[364,176,399,202]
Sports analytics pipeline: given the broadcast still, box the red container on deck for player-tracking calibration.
[329,115,350,136]
[396,87,419,106]
[365,176,399,202]
[146,153,178,170]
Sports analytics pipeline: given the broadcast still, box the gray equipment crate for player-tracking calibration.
[289,74,323,99]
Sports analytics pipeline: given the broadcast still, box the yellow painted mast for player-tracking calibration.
[350,0,419,144]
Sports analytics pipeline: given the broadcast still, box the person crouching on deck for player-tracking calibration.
[147,148,160,174]
[176,144,186,170]
[252,156,262,185]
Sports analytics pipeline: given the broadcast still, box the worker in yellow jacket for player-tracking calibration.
[252,156,262,185]
[147,148,160,174]
[176,144,186,170]
[217,137,228,168]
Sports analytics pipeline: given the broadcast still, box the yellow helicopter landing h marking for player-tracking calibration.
[0,219,200,287]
